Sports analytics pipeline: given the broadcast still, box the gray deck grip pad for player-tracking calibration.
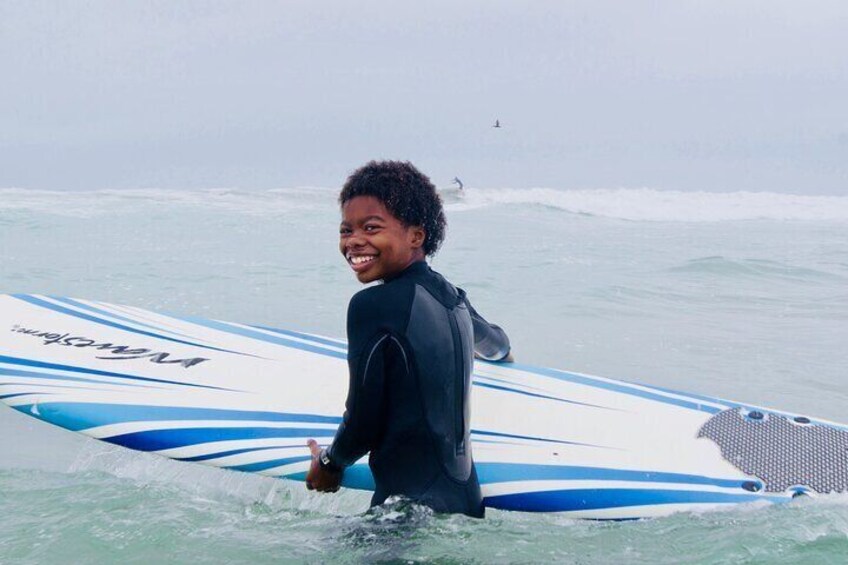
[698,409,848,493]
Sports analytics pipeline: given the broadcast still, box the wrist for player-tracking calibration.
[318,448,343,474]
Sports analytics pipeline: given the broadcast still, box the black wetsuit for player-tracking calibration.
[323,261,510,517]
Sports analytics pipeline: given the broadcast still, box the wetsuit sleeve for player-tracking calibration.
[324,292,390,469]
[461,292,511,362]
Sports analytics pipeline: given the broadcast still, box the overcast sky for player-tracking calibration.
[1,1,846,192]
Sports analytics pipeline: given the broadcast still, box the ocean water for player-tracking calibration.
[1,186,847,563]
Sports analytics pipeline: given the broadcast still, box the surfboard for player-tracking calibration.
[1,294,846,519]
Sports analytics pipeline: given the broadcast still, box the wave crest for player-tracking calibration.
[2,187,847,222]
[444,188,848,222]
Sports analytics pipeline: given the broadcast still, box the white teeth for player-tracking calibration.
[350,255,375,265]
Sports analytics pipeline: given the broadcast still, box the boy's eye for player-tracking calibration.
[364,224,380,232]
[339,227,352,235]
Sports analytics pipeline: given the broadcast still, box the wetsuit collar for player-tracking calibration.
[383,260,429,283]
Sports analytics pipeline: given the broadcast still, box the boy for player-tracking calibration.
[306,161,512,518]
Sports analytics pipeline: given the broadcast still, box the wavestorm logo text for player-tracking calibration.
[11,325,209,368]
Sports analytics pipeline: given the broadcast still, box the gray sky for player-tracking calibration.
[1,0,846,192]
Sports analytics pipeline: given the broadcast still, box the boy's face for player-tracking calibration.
[340,196,425,283]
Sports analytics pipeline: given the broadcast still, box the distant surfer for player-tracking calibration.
[452,177,464,191]
[493,119,501,128]
[306,161,512,518]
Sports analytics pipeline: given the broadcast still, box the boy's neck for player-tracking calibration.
[382,258,428,283]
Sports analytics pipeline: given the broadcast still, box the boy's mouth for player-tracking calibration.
[347,253,377,272]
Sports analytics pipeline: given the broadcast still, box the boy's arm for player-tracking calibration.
[322,332,388,469]
[322,291,389,470]
[461,291,513,362]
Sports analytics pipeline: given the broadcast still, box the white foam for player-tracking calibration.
[1,186,847,222]
[0,187,334,218]
[444,187,848,222]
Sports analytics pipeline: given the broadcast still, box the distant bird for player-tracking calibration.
[452,177,464,191]
[493,119,501,128]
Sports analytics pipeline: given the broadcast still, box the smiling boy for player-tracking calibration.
[306,161,511,518]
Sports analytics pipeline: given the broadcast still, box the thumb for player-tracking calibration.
[307,439,321,458]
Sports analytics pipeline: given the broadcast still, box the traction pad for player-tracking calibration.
[698,409,848,493]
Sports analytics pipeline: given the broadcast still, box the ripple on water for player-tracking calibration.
[668,256,846,283]
[2,462,848,564]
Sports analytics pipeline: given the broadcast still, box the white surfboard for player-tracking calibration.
[1,294,845,519]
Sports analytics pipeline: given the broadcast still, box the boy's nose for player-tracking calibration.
[344,239,364,253]
[347,232,367,247]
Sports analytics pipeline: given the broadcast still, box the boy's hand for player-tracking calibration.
[305,439,343,493]
[474,351,515,363]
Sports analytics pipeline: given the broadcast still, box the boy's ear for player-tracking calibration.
[410,226,426,249]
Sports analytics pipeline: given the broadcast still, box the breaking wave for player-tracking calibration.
[1,186,847,222]
[444,187,848,222]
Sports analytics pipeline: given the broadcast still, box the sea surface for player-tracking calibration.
[1,186,847,564]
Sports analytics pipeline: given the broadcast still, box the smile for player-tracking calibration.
[347,254,377,271]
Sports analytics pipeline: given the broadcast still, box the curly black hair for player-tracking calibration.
[339,160,447,256]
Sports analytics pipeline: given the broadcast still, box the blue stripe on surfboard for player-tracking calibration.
[103,426,336,451]
[472,429,608,449]
[634,383,848,433]
[0,355,232,391]
[287,464,376,491]
[177,316,347,360]
[6,402,342,432]
[640,381,740,408]
[178,445,294,463]
[634,381,847,431]
[338,464,376,490]
[475,462,755,490]
[51,296,198,342]
[484,487,778,513]
[225,455,312,473]
[473,381,615,411]
[12,294,249,357]
[250,326,348,350]
[0,381,118,392]
[0,393,34,400]
[0,367,155,389]
[508,363,725,414]
[473,374,547,392]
